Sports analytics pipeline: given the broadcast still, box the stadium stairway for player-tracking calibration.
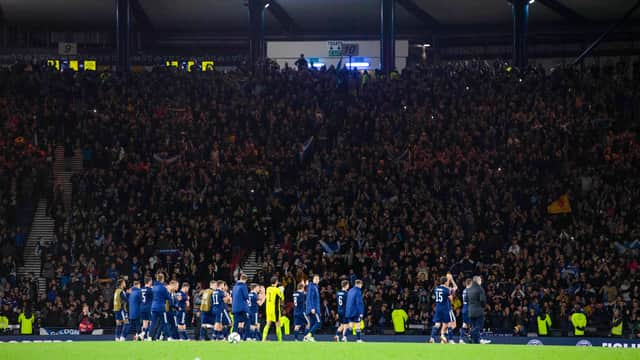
[241,251,262,281]
[54,146,83,211]
[17,199,54,295]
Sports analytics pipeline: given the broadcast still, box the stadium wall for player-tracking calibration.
[266,40,409,71]
[2,334,639,347]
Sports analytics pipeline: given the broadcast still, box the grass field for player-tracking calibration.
[1,341,638,360]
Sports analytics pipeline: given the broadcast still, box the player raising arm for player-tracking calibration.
[429,274,455,344]
[445,273,458,343]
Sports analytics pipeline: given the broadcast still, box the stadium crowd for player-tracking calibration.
[1,58,639,338]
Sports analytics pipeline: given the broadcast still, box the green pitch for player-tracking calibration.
[1,341,637,360]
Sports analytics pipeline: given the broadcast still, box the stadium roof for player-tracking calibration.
[1,0,639,36]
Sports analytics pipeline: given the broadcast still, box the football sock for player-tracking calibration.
[356,329,362,341]
[262,325,270,341]
[115,324,122,339]
[310,321,320,335]
[430,325,439,340]
[276,325,282,342]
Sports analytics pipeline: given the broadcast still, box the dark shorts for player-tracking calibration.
[249,312,259,326]
[347,315,362,324]
[130,318,141,333]
[168,312,177,328]
[433,309,455,324]
[141,311,151,321]
[176,311,187,326]
[294,314,308,327]
[222,310,232,326]
[201,312,214,325]
[215,310,232,325]
[233,311,248,325]
[114,310,128,321]
[462,311,470,325]
[308,312,321,324]
[339,313,349,324]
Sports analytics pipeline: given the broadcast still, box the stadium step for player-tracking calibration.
[53,145,82,255]
[16,199,54,296]
[241,251,262,281]
[54,145,82,211]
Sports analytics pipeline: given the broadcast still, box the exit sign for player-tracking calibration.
[328,41,342,57]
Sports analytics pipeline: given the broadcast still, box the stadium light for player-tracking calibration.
[529,0,535,4]
[309,63,325,68]
[345,62,370,68]
[264,2,270,8]
[422,43,431,48]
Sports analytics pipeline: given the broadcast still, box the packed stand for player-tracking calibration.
[0,68,57,333]
[1,59,639,338]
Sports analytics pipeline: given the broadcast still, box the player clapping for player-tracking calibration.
[429,273,457,343]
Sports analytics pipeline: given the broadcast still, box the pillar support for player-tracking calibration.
[381,0,395,74]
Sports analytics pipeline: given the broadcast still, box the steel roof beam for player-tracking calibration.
[130,0,154,31]
[536,0,589,23]
[265,0,298,33]
[396,0,440,29]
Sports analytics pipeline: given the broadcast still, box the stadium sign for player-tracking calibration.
[576,339,592,347]
[327,41,342,57]
[342,44,359,56]
[40,328,80,336]
[601,342,640,348]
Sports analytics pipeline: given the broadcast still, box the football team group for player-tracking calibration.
[113,271,487,344]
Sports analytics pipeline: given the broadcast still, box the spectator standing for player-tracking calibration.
[610,309,623,337]
[294,54,308,71]
[18,307,35,335]
[570,306,587,336]
[391,305,408,334]
[536,310,552,336]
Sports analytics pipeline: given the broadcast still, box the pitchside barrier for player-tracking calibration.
[1,334,639,348]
